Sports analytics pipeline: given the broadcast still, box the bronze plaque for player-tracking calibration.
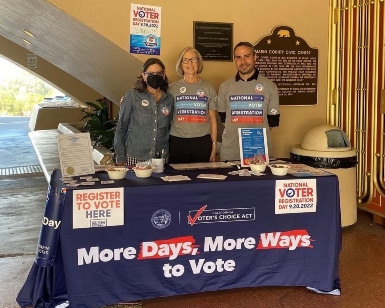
[254,26,318,106]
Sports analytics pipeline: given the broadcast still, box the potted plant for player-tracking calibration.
[80,97,118,151]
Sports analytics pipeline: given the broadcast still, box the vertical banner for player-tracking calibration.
[35,186,66,267]
[130,3,161,55]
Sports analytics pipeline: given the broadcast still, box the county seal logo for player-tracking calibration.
[151,209,171,229]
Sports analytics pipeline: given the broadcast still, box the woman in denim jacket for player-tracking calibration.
[114,58,174,166]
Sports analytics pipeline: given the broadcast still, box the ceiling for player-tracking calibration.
[0,0,143,104]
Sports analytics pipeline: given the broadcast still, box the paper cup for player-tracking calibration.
[151,158,164,173]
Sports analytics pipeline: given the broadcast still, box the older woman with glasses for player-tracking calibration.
[114,58,174,167]
[168,47,218,163]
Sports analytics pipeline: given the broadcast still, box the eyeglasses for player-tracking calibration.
[182,57,198,64]
[144,71,164,77]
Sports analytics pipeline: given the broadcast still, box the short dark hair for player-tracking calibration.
[134,58,169,93]
[233,42,256,56]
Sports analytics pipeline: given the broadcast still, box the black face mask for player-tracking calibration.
[146,74,164,89]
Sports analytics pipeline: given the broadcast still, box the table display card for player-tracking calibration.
[58,133,95,177]
[73,187,124,228]
[238,128,269,167]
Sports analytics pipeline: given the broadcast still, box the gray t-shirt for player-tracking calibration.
[217,74,280,161]
[169,79,217,138]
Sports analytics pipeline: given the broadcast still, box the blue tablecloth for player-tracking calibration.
[17,166,341,308]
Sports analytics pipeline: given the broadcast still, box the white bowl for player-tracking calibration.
[269,164,290,176]
[107,167,128,180]
[133,167,153,178]
[249,163,267,172]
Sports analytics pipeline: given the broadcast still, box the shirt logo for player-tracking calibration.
[196,89,205,97]
[142,100,149,106]
[270,108,278,115]
[255,84,264,93]
[161,106,170,116]
[180,87,187,93]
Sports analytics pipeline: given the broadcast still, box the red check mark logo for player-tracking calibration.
[187,205,207,226]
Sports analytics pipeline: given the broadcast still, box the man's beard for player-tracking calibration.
[238,64,254,75]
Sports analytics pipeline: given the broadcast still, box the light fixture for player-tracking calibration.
[22,39,31,44]
[22,29,35,37]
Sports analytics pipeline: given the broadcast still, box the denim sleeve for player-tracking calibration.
[114,91,133,163]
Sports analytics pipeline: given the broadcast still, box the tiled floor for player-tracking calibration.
[141,209,385,308]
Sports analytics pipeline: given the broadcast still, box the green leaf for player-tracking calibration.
[85,101,103,111]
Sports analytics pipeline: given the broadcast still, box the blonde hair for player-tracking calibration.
[176,47,203,76]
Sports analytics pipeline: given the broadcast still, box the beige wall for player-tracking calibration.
[48,0,330,158]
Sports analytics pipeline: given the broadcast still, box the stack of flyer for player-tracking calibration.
[161,175,191,182]
[288,164,332,177]
[197,174,227,180]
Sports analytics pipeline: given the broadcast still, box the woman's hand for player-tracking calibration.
[209,144,217,162]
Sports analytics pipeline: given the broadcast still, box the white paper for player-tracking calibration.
[58,133,95,177]
[170,162,232,170]
[160,175,191,182]
[197,174,227,180]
